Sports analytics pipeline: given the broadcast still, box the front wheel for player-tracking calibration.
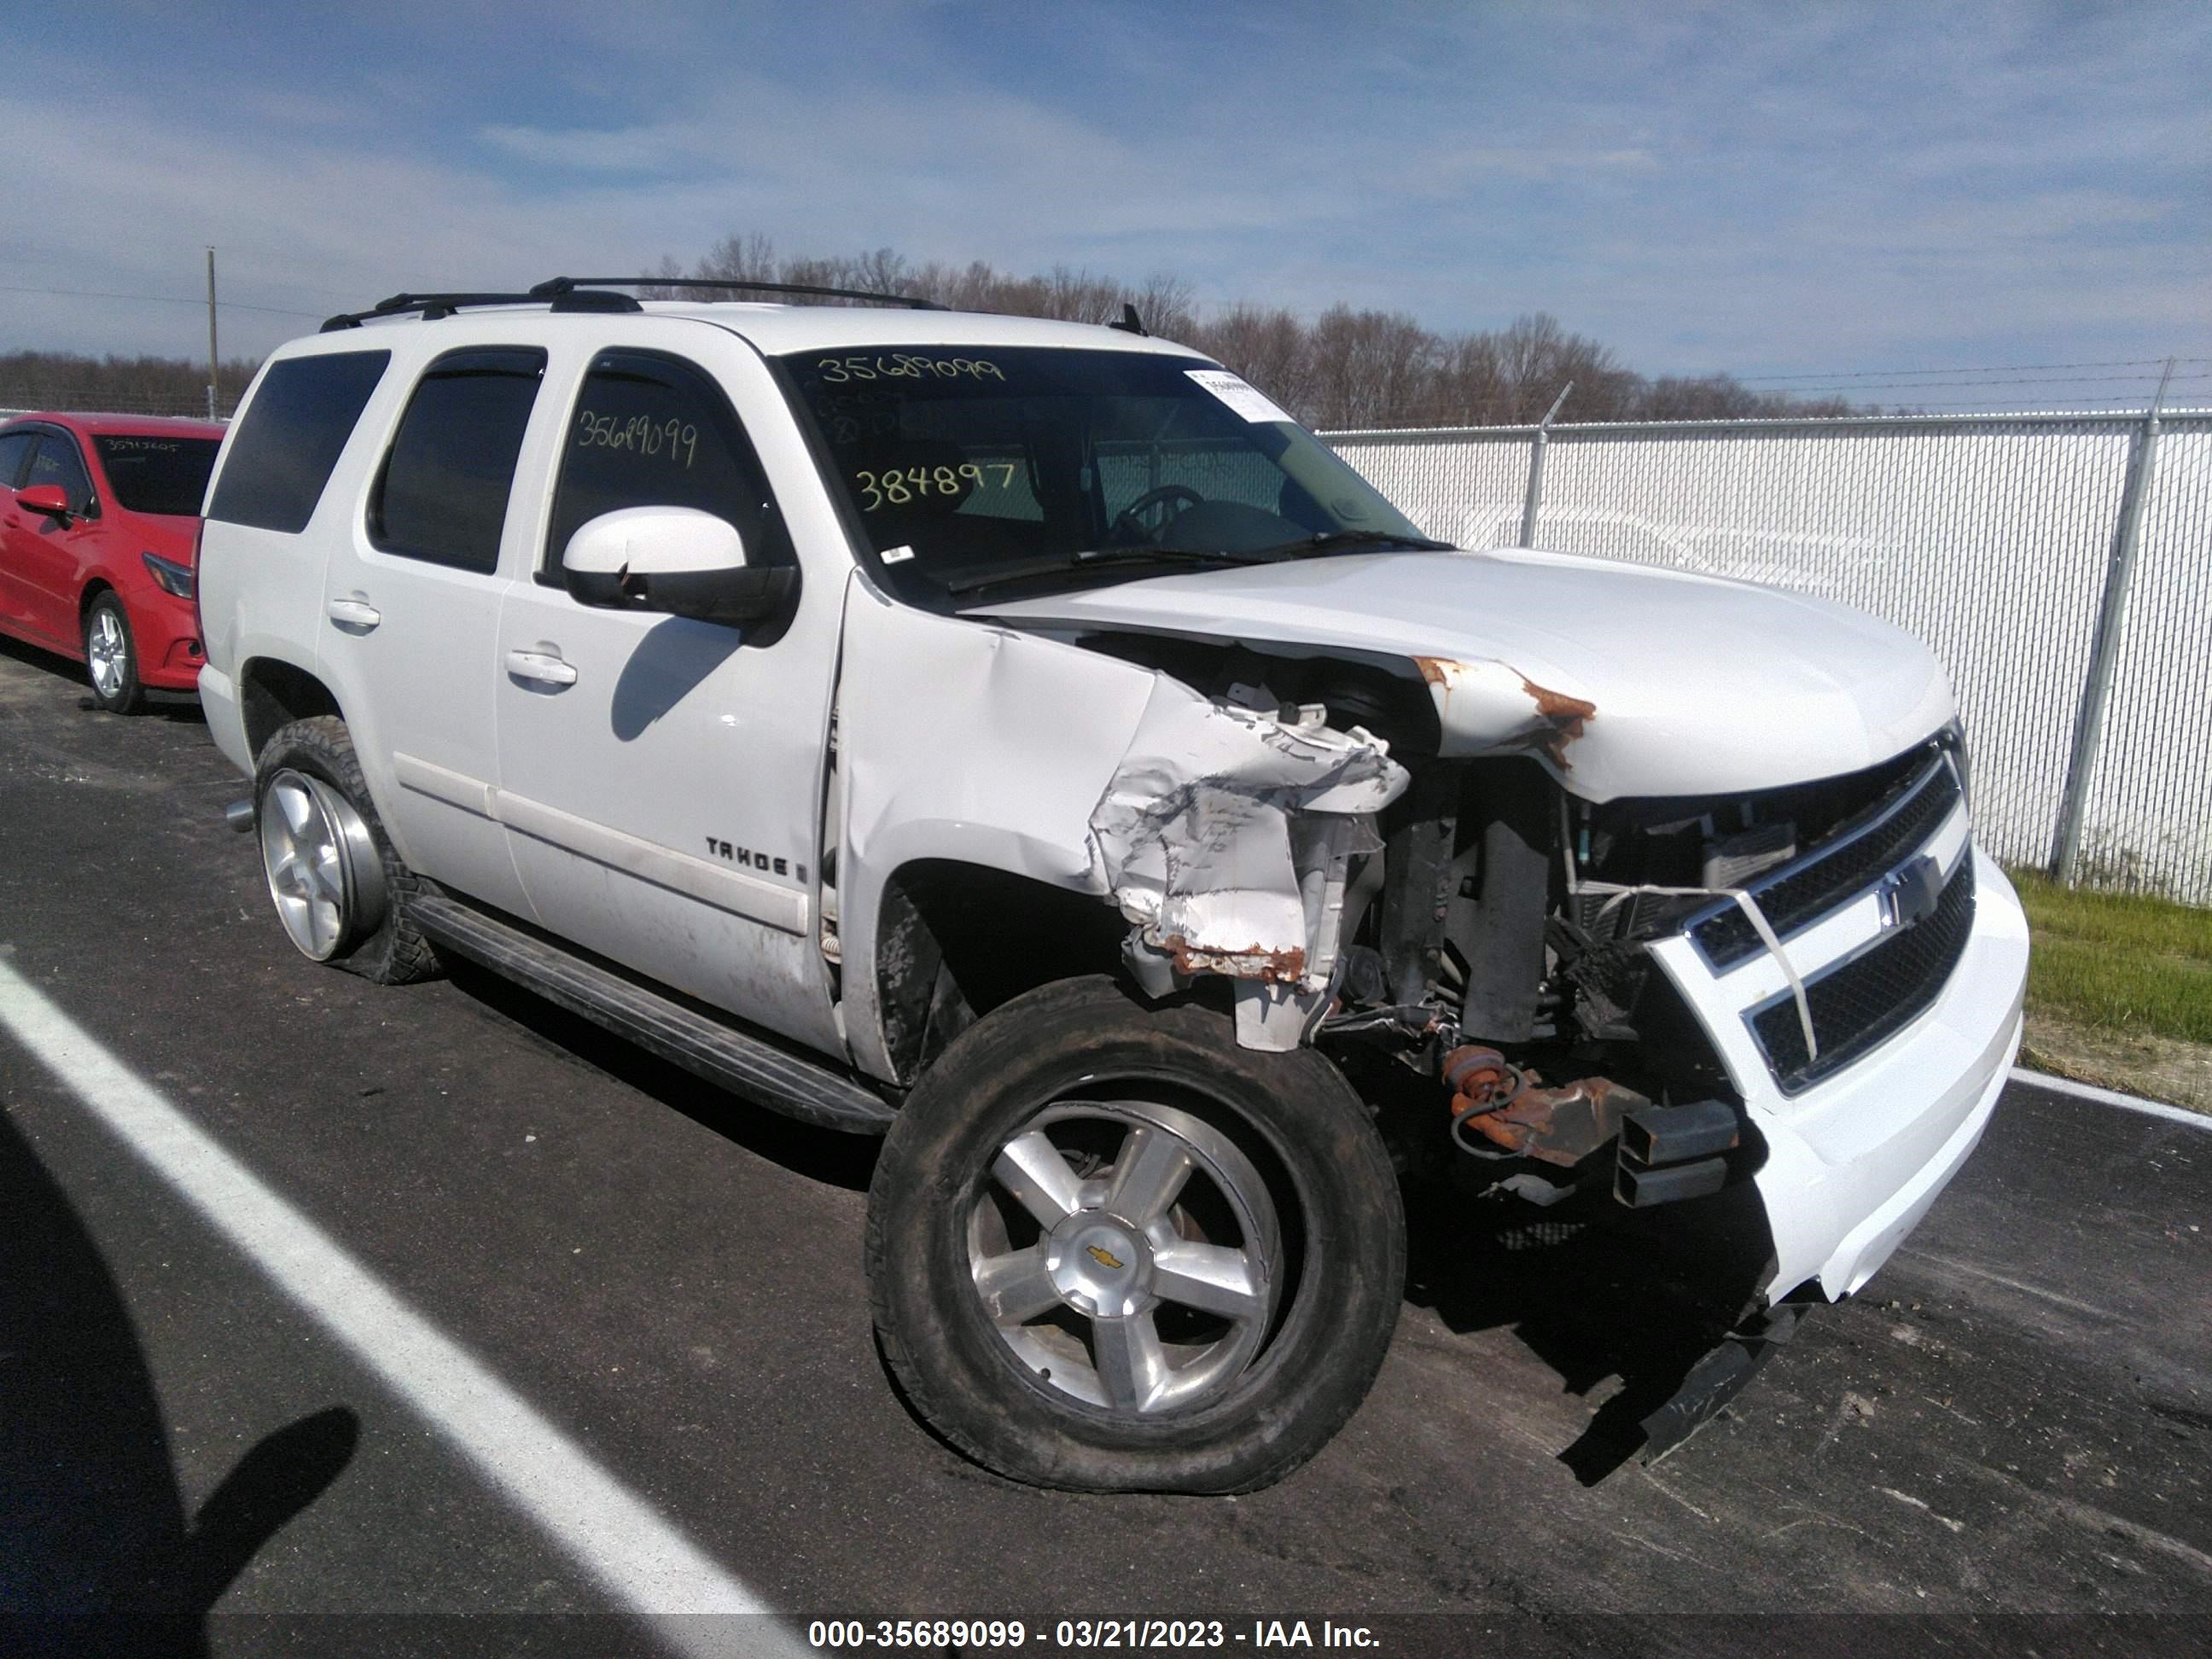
[866,976,1404,1492]
[83,593,143,713]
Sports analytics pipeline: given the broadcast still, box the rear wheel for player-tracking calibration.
[253,716,440,984]
[867,976,1404,1492]
[83,593,143,713]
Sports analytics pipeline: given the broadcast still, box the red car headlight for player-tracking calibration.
[143,550,196,600]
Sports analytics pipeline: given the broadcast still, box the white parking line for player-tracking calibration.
[2008,1065,2210,1129]
[0,956,800,1656]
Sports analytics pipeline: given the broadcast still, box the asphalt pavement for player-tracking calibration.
[2,633,2207,1655]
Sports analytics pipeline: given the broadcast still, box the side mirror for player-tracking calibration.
[17,484,72,522]
[561,505,795,626]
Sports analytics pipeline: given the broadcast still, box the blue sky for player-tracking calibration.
[6,1,2207,401]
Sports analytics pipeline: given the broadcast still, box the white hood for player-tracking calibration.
[968,547,1955,801]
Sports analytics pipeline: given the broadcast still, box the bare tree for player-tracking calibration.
[1633,374,1858,421]
[3,236,1877,428]
[1424,331,1509,427]
[634,252,690,300]
[1483,312,1637,422]
[1306,306,1436,428]
[1190,305,1314,415]
[0,351,259,417]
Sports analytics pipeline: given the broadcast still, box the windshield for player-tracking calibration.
[93,434,222,516]
[779,347,1435,597]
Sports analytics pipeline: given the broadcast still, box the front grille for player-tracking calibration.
[1691,755,1962,969]
[1749,857,1977,1094]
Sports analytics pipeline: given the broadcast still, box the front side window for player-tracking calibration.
[370,347,546,574]
[93,435,223,516]
[207,350,390,533]
[778,347,1435,602]
[25,434,96,516]
[0,431,35,491]
[541,352,791,585]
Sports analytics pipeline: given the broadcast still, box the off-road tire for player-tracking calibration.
[253,716,441,985]
[867,975,1404,1493]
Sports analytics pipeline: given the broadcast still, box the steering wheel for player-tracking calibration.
[1111,483,1206,544]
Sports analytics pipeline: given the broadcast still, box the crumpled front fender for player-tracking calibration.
[836,585,1411,1075]
[1091,678,1408,1050]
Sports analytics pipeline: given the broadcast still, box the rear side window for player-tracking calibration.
[369,348,546,575]
[540,351,790,585]
[207,351,390,533]
[94,435,222,515]
[0,431,33,489]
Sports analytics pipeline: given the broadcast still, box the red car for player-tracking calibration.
[0,411,226,712]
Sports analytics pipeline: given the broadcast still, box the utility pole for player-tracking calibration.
[206,247,218,421]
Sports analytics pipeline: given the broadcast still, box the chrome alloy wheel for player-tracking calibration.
[258,769,386,962]
[86,607,129,699]
[968,1099,1284,1417]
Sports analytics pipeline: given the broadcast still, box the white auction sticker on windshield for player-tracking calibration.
[1185,370,1295,424]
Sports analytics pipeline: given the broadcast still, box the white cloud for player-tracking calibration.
[479,123,689,173]
[5,0,2208,381]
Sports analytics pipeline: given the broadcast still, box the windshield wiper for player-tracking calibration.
[1239,528,1454,559]
[943,546,1273,597]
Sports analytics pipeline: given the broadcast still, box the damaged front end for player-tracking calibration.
[1055,632,1983,1460]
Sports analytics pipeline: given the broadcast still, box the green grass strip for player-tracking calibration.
[2008,869,2212,1045]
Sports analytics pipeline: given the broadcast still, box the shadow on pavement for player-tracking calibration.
[0,630,207,723]
[0,1106,357,1650]
[1400,1177,1777,1486]
[445,958,882,1193]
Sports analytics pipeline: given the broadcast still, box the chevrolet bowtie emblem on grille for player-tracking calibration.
[1086,1244,1126,1270]
[1877,853,1943,932]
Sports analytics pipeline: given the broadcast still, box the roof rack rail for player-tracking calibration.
[320,287,642,332]
[529,276,946,311]
[317,272,942,334]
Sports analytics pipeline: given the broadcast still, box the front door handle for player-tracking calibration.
[326,597,381,632]
[506,648,578,689]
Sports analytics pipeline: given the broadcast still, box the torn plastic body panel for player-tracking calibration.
[1094,679,1407,1050]
[832,577,1408,1079]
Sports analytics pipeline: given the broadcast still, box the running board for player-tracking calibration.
[410,894,895,1136]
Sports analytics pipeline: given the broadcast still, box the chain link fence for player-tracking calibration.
[1324,411,2212,905]
[0,394,227,419]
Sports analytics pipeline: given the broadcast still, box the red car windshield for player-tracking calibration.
[93,435,222,516]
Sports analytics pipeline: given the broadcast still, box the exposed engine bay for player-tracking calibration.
[1074,627,1965,1218]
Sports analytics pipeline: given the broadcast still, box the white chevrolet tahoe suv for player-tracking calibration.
[196,277,2029,1493]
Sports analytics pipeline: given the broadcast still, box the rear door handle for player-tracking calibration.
[326,597,381,632]
[506,649,578,688]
